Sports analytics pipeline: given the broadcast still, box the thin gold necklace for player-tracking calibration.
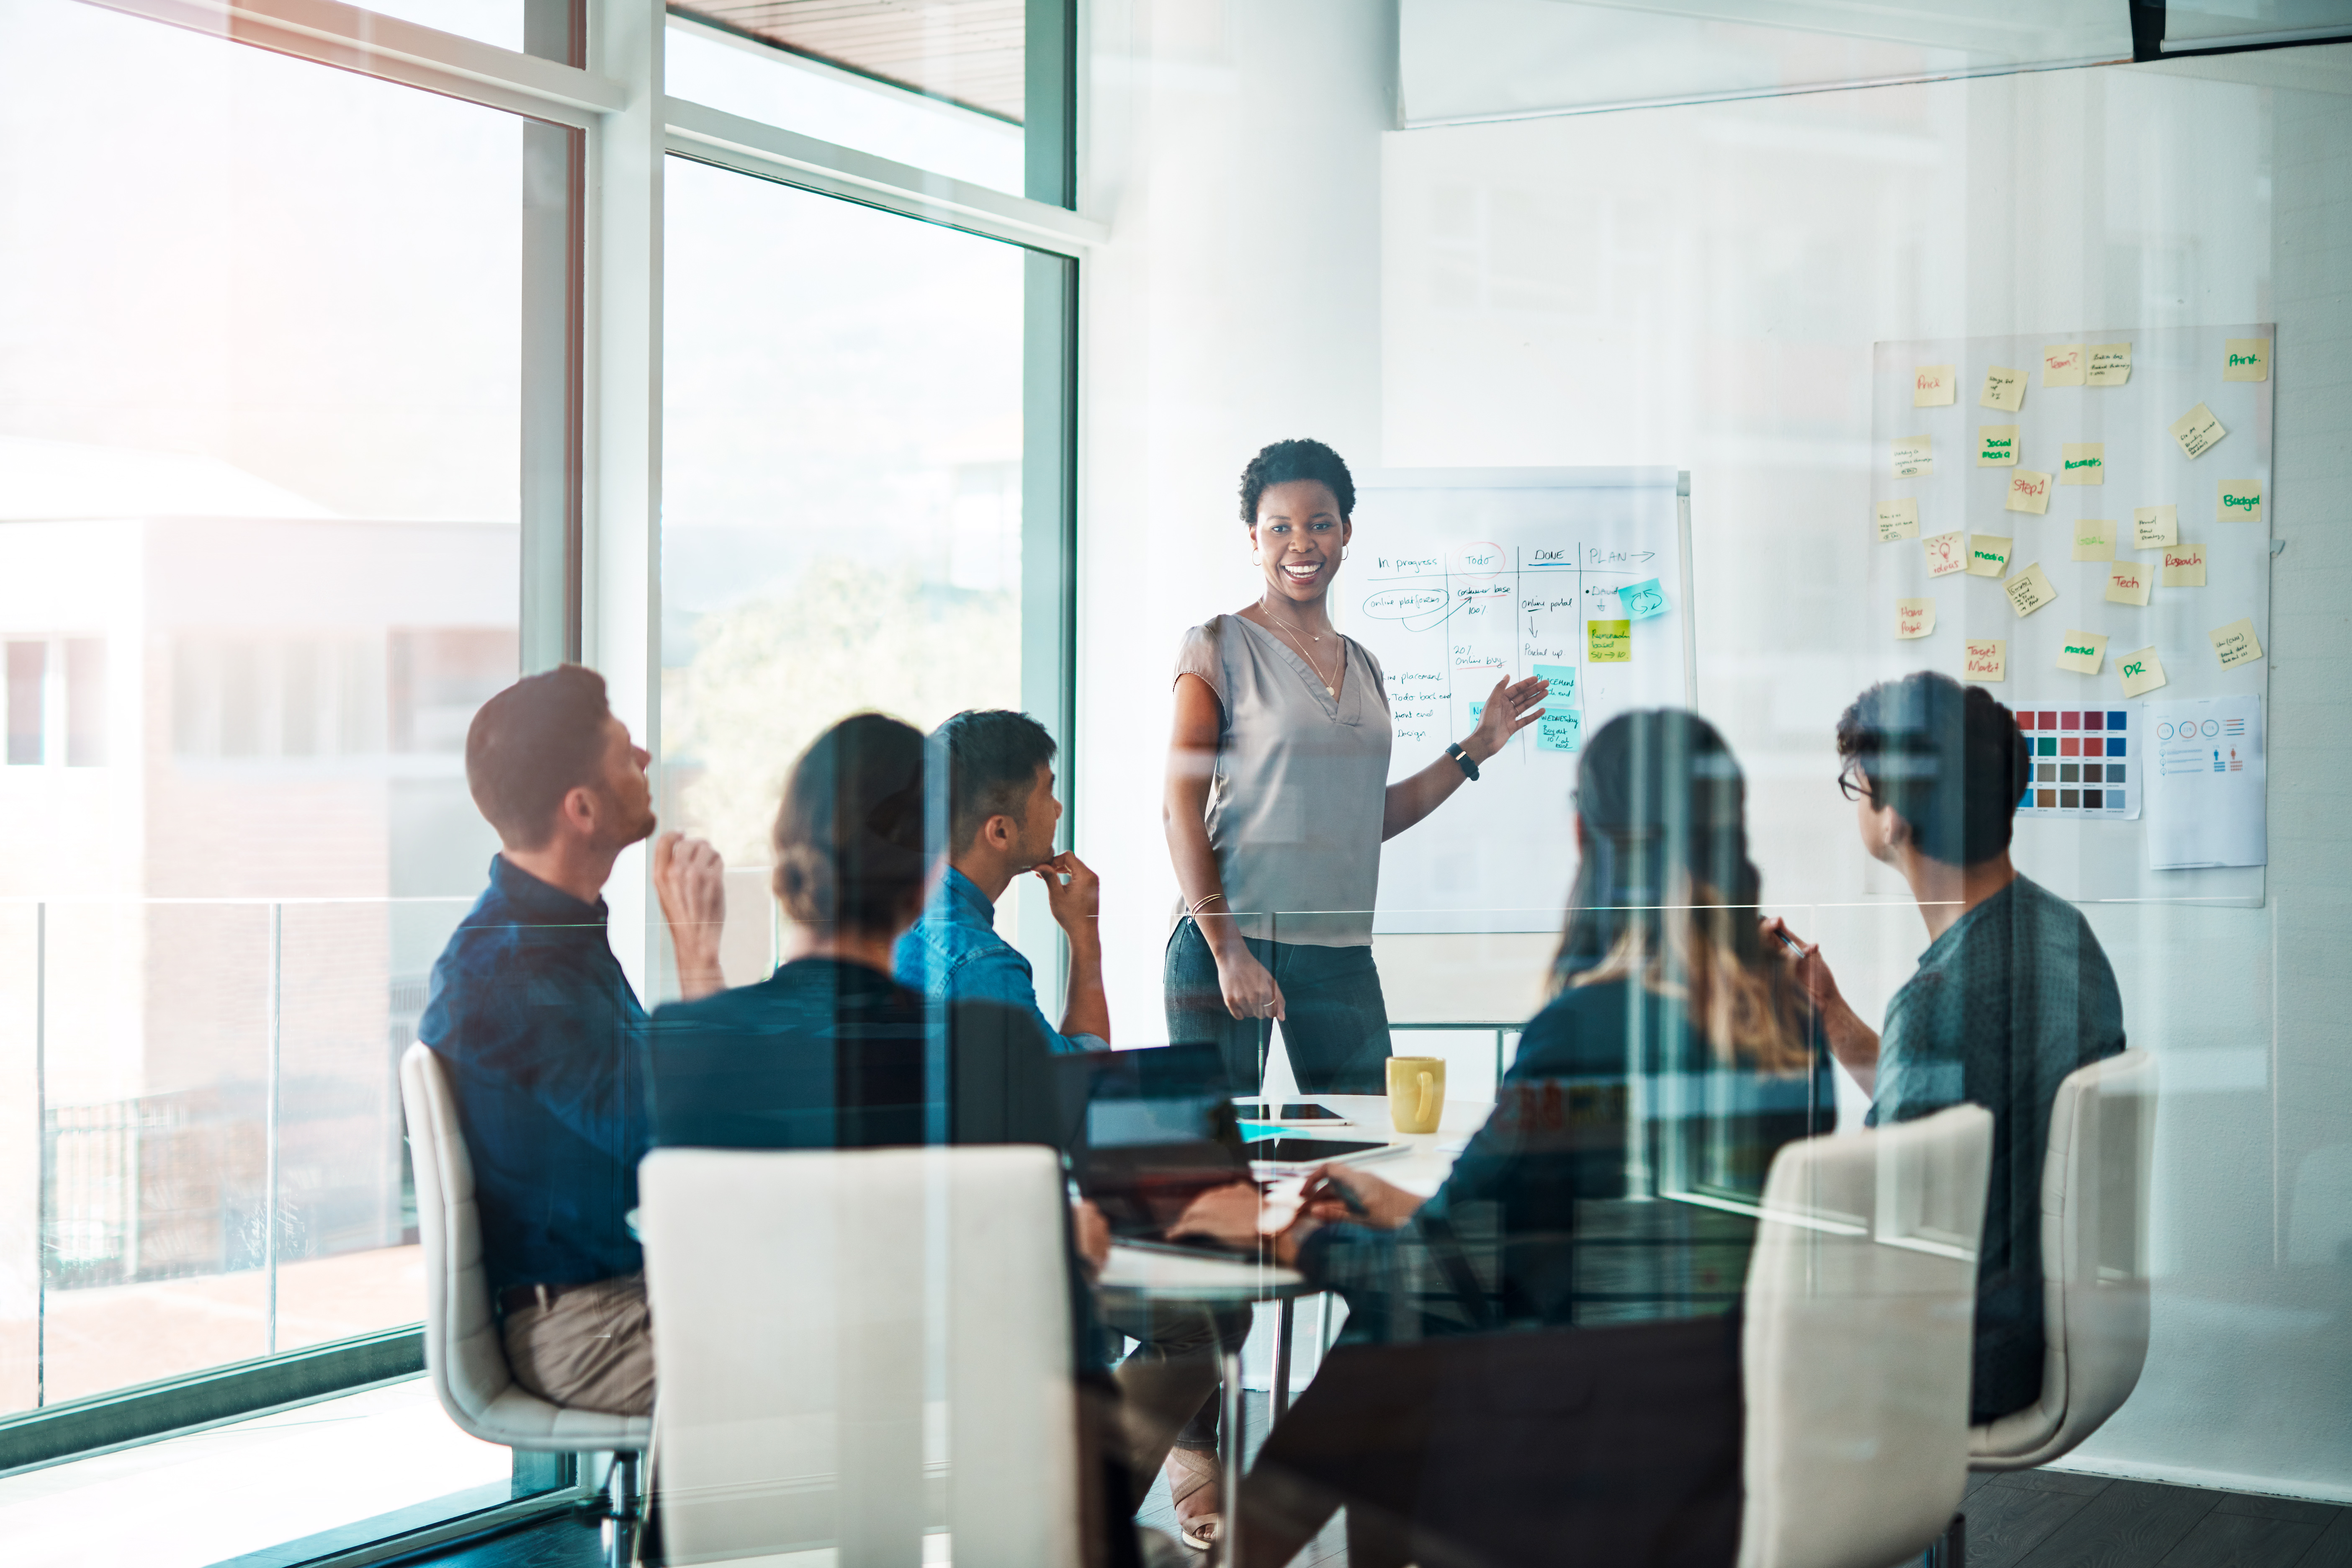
[1258,599,1339,697]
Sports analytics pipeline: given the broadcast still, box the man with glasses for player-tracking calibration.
[1766,671,2125,1425]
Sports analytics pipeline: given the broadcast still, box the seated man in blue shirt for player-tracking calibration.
[895,708,1109,1052]
[417,664,728,1418]
[1768,672,2126,1424]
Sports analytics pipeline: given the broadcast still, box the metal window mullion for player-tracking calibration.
[264,903,281,1357]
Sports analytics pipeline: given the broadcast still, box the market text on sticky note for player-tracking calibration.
[1963,639,2007,682]
[1588,620,1631,663]
[1967,534,2012,576]
[1876,499,1919,542]
[1896,598,1935,639]
[2056,631,2108,675]
[1978,426,2019,466]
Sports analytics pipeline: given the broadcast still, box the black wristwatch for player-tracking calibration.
[1446,742,1480,781]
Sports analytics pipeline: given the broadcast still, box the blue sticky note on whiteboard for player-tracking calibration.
[1618,578,1667,620]
[1532,664,1582,752]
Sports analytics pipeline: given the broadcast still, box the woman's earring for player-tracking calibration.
[1342,546,1351,561]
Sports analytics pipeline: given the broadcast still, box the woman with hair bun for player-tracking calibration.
[1163,438,1552,1097]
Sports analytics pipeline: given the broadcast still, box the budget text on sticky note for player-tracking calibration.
[2170,402,2227,459]
[2217,480,2262,523]
[1914,365,1955,407]
[2043,345,2086,386]
[1977,426,2019,467]
[2208,618,2263,669]
[2060,444,2104,485]
[2005,471,2053,515]
[1588,620,1631,663]
[2004,564,2058,618]
[2223,339,2270,382]
[2056,630,2108,675]
[1963,639,2007,683]
[2132,505,2178,549]
[1892,435,1933,478]
[1923,530,1967,578]
[1979,365,2025,412]
[2086,343,2132,386]
[2073,520,2115,561]
[1617,578,1667,620]
[2107,561,2151,606]
[1966,534,2013,577]
[1896,598,1935,640]
[2161,543,2207,587]
[2117,646,2167,698]
[1876,499,1919,542]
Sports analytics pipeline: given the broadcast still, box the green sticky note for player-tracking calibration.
[1617,578,1666,620]
[1588,620,1631,663]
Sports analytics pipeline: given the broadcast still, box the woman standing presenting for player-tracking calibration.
[1164,438,1549,1095]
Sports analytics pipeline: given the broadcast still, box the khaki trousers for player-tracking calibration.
[502,1272,656,1418]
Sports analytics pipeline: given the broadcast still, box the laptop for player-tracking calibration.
[1060,1044,1262,1254]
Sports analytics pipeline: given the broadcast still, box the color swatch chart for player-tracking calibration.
[2017,707,2136,818]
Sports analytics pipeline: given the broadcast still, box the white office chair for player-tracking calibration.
[638,1143,1086,1568]
[1739,1103,1995,1568]
[398,1043,652,1564]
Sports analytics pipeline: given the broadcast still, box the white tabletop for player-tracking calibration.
[1095,1244,1311,1303]
[1269,1094,1486,1200]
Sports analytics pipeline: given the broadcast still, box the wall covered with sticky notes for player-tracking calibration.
[1869,322,2271,892]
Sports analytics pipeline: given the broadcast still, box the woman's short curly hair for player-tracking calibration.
[1238,438,1355,527]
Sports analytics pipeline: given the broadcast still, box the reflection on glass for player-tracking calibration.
[670,0,1025,123]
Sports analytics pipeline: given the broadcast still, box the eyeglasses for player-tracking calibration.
[1836,761,1874,803]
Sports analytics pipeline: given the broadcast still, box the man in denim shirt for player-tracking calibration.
[418,665,728,1417]
[894,709,1108,1052]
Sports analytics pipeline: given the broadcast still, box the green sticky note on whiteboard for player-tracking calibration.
[1533,663,1581,752]
[1617,578,1667,620]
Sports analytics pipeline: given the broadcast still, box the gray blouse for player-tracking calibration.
[1173,614,1393,947]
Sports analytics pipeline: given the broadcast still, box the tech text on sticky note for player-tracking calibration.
[2107,561,2151,606]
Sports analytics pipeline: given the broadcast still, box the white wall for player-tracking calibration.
[1077,1,2352,1502]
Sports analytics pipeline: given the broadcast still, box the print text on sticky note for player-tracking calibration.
[1617,578,1666,620]
[1876,499,1919,542]
[2209,618,2262,669]
[2004,564,2057,618]
[2170,402,2227,459]
[1587,620,1631,663]
[1892,435,1933,478]
[1966,534,2012,577]
[2043,344,2085,386]
[1963,639,2007,683]
[2107,561,2151,606]
[1914,365,1955,407]
[2086,343,2132,386]
[2161,543,2207,587]
[2133,506,2177,549]
[1922,530,1966,578]
[1979,365,2025,412]
[1977,426,2019,467]
[2118,646,2167,698]
[2056,631,2108,676]
[2222,339,2269,382]
[2061,444,2104,485]
[2005,471,2052,515]
[1895,598,1935,640]
[2072,520,2115,561]
[2218,480,2262,523]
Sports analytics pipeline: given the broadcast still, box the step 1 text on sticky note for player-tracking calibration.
[2056,631,2108,675]
[2170,402,2227,460]
[2217,480,2262,523]
[2208,618,2263,669]
[1963,639,2007,682]
[1967,534,2013,577]
[2006,471,2053,514]
[1588,620,1631,663]
[2118,645,2167,698]
[1896,598,1935,640]
[1876,498,1919,542]
[1977,426,2020,467]
[2073,520,2115,561]
[2133,505,2177,549]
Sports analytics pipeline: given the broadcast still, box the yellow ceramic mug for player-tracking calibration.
[1386,1055,1446,1134]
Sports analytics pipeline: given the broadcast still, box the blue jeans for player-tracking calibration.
[1163,919,1394,1096]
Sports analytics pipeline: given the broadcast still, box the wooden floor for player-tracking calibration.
[399,1429,2349,1568]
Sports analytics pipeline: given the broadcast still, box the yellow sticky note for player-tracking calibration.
[1892,435,1933,478]
[1914,365,1956,406]
[2170,402,2227,459]
[2117,645,2167,698]
[2043,344,2086,386]
[1980,365,2026,412]
[1896,598,1936,640]
[1876,498,1920,542]
[1588,620,1631,663]
[2218,479,2262,523]
[2060,444,2104,485]
[2161,542,2207,587]
[2087,343,2132,386]
[1966,534,2013,577]
[2107,560,2152,606]
[1963,639,2007,683]
[2210,617,2263,668]
[1977,426,2020,467]
[2056,630,2109,675]
[2005,564,2058,618]
[2223,339,2270,382]
[2005,471,2053,515]
[2133,505,2178,549]
[2072,519,2115,561]
[1923,530,1968,579]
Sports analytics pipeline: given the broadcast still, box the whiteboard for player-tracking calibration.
[1338,469,1693,934]
[1868,325,2272,906]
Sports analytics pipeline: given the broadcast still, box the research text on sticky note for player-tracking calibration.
[1876,499,1919,542]
[2161,543,2207,587]
[2056,631,2108,675]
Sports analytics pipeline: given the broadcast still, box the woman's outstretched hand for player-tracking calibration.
[1462,673,1550,762]
[1214,943,1287,1022]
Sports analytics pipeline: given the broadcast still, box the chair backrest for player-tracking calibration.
[398,1042,519,1435]
[1739,1104,1994,1568]
[640,1143,1083,1568]
[1972,1048,2157,1468]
